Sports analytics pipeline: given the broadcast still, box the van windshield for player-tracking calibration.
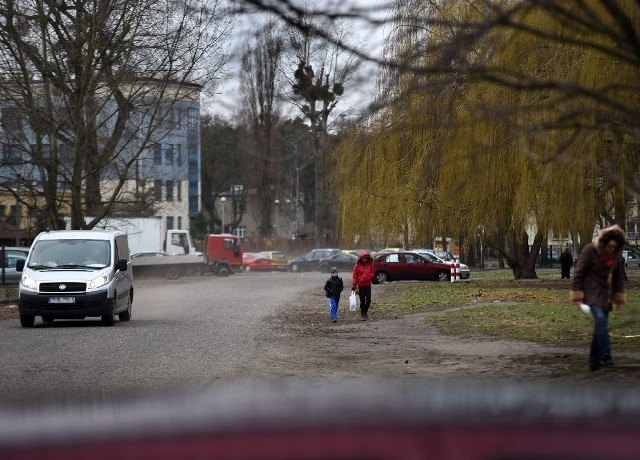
[28,239,111,269]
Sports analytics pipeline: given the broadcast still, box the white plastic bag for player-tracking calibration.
[349,291,357,312]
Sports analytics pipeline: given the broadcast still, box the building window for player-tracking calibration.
[1,108,23,131]
[177,216,182,229]
[165,144,174,166]
[176,144,182,166]
[166,180,174,201]
[30,143,51,161]
[154,180,163,201]
[166,216,174,230]
[233,226,247,238]
[176,180,182,202]
[153,144,162,165]
[2,144,22,165]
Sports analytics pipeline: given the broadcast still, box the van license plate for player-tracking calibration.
[49,297,75,304]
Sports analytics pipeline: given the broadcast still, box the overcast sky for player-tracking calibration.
[205,0,389,122]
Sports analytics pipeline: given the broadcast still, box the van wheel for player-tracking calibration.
[119,293,133,321]
[101,298,116,326]
[217,265,230,276]
[20,314,35,328]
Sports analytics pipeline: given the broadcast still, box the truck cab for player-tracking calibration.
[203,234,243,276]
[167,229,198,256]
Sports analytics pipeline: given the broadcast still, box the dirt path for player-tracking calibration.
[235,285,640,383]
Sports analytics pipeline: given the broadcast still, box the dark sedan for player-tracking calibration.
[318,253,358,273]
[288,248,342,272]
[372,251,451,283]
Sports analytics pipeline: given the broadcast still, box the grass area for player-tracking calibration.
[374,268,640,351]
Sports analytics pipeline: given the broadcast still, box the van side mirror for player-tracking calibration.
[116,259,128,271]
[16,258,25,272]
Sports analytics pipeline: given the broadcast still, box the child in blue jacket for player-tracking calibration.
[324,267,344,322]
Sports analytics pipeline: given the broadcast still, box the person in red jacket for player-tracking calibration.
[352,251,375,321]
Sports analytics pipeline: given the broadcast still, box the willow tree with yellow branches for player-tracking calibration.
[336,0,640,279]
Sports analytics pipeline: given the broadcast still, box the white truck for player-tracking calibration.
[67,217,198,256]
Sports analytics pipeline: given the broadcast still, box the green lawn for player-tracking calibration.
[374,268,640,351]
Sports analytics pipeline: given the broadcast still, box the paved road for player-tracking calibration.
[0,272,325,404]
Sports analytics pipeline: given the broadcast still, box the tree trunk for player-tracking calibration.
[508,230,542,279]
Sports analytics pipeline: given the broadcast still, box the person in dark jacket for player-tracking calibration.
[352,251,375,321]
[324,267,344,323]
[559,246,573,279]
[571,225,627,372]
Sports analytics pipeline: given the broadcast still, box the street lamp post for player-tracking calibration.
[479,225,485,269]
[274,199,280,238]
[285,199,291,239]
[220,197,226,234]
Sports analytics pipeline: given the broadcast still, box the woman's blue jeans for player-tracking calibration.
[589,305,611,366]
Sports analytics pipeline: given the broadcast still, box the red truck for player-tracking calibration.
[203,233,243,276]
[132,234,243,279]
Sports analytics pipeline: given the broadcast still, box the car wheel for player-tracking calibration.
[436,270,450,282]
[217,265,230,276]
[42,316,54,323]
[20,314,35,328]
[290,263,299,273]
[101,297,116,326]
[374,271,389,284]
[119,293,132,322]
[245,265,251,272]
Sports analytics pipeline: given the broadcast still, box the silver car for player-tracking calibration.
[1,246,30,284]
[623,250,639,269]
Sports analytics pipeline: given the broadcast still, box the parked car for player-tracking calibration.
[412,249,471,279]
[242,252,272,272]
[372,251,452,283]
[342,249,375,257]
[131,251,170,258]
[288,248,342,272]
[0,246,30,284]
[435,250,455,262]
[623,249,640,269]
[379,247,403,253]
[318,252,358,273]
[261,251,288,271]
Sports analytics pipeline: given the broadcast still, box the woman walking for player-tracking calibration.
[352,251,375,321]
[571,225,627,371]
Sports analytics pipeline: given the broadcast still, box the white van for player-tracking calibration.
[16,230,133,327]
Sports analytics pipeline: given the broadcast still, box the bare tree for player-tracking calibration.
[283,13,362,246]
[200,115,244,232]
[0,0,233,230]
[239,19,284,238]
